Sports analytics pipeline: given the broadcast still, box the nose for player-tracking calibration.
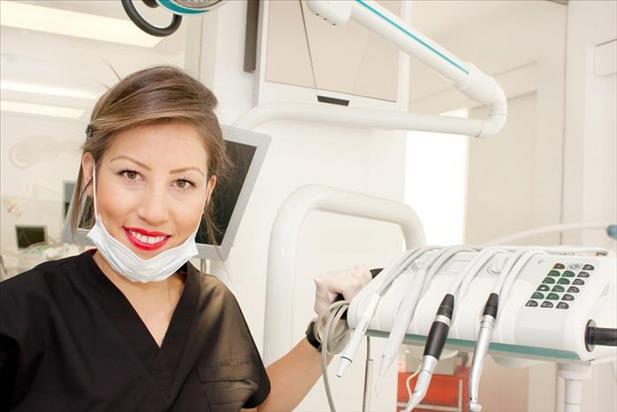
[136,185,170,227]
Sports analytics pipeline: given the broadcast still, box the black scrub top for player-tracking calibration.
[0,250,270,412]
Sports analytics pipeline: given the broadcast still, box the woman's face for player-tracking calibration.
[82,121,216,259]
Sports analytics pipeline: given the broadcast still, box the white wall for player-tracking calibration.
[561,2,617,411]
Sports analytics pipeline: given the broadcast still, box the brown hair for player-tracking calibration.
[70,65,231,244]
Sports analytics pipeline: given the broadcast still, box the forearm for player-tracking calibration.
[257,338,330,412]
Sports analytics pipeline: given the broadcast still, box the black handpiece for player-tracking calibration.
[482,293,499,318]
[423,294,455,359]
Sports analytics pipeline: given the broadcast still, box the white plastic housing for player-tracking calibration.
[306,0,353,25]
[348,250,617,363]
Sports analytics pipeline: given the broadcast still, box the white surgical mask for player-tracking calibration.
[87,164,206,283]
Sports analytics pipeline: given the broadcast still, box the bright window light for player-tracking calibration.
[0,1,162,48]
[1,80,100,100]
[404,109,470,245]
[1,100,85,119]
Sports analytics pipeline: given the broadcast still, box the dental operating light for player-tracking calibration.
[121,0,226,37]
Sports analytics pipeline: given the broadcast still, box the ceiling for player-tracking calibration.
[1,0,189,121]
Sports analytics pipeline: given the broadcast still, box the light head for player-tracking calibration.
[156,0,227,15]
[122,0,228,37]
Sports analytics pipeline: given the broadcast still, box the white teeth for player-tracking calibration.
[130,231,166,245]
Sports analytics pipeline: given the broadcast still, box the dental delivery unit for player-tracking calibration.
[336,246,617,412]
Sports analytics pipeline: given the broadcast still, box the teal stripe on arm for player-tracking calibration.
[354,0,469,75]
[158,0,209,15]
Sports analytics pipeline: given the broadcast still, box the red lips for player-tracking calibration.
[123,226,170,251]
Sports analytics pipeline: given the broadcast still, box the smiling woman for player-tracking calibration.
[0,66,274,412]
[0,65,373,412]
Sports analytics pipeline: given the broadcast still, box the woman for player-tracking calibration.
[0,66,370,411]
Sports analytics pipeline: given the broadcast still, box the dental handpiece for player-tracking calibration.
[406,247,507,411]
[468,248,546,412]
[336,247,438,378]
[405,293,454,412]
[378,247,475,387]
[468,293,498,412]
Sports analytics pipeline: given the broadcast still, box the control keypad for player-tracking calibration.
[527,262,593,310]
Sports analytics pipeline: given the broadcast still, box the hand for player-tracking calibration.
[312,266,372,354]
[313,265,372,317]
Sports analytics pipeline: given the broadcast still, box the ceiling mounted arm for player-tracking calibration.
[236,0,507,137]
[306,0,507,137]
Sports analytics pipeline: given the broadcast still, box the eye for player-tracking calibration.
[119,169,140,181]
[175,178,195,190]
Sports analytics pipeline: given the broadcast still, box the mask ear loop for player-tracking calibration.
[91,163,99,218]
[200,175,210,231]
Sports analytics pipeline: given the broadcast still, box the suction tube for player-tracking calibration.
[585,325,617,349]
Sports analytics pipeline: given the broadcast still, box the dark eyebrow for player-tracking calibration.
[110,156,150,170]
[110,156,205,177]
[170,167,205,177]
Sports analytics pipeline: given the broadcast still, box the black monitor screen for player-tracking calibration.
[16,226,47,249]
[196,141,256,245]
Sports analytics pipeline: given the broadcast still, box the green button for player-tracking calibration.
[557,278,570,285]
[563,271,575,277]
[547,293,560,300]
[532,292,545,299]
[548,270,560,277]
[552,285,565,293]
[553,263,565,269]
[537,285,550,292]
[543,277,556,284]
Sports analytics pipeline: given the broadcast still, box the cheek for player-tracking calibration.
[96,181,136,220]
[172,196,205,232]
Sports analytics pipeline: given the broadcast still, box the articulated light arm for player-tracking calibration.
[235,0,507,137]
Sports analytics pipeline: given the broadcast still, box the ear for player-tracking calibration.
[206,175,217,205]
[81,153,95,197]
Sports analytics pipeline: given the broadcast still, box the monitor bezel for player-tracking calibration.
[60,125,271,261]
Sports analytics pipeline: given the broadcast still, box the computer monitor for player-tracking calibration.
[60,125,271,260]
[15,225,47,249]
[63,181,76,218]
